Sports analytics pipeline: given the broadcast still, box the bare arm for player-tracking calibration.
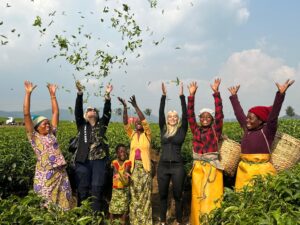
[128,95,145,121]
[118,97,128,125]
[23,81,37,134]
[47,83,59,128]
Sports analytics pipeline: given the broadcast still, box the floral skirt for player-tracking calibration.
[129,160,152,225]
[33,165,73,210]
[109,188,129,214]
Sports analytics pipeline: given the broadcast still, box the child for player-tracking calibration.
[109,144,131,225]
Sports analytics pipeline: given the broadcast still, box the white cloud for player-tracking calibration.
[236,7,250,24]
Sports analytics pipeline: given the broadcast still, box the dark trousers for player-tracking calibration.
[157,161,185,223]
[75,158,108,211]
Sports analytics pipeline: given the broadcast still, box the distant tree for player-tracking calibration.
[286,106,295,117]
[144,108,152,119]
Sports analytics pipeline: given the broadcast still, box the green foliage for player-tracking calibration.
[204,163,300,225]
[0,191,104,224]
[285,106,296,117]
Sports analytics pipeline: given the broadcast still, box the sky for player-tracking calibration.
[1,0,300,119]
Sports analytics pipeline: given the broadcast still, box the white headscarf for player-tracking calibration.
[199,108,215,118]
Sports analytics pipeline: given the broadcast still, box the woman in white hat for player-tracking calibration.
[187,79,224,225]
[23,81,73,210]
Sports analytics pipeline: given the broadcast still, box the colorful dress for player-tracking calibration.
[187,92,224,225]
[109,160,131,214]
[124,119,153,225]
[28,128,73,210]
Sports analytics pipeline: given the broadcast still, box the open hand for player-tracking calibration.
[228,85,240,96]
[210,78,221,93]
[128,95,138,108]
[24,81,37,94]
[47,83,58,96]
[118,97,127,107]
[276,79,295,94]
[187,81,198,96]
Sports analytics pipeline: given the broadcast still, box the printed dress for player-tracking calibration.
[28,128,73,210]
[109,160,131,214]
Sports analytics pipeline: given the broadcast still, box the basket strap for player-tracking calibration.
[261,129,271,154]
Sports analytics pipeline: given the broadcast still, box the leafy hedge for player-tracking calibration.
[0,119,299,198]
[203,163,300,225]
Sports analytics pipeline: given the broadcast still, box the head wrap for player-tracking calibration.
[32,115,48,128]
[199,108,215,118]
[248,106,272,122]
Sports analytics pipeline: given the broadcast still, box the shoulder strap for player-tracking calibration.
[260,129,271,154]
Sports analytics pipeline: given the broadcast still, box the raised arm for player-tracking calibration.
[128,95,145,122]
[266,79,294,136]
[47,83,59,128]
[23,81,37,134]
[75,80,85,128]
[187,81,198,134]
[101,83,113,126]
[211,79,224,138]
[228,85,247,129]
[159,82,167,131]
[118,97,133,138]
[179,82,188,132]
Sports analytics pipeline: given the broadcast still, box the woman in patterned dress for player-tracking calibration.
[118,95,153,225]
[23,81,73,210]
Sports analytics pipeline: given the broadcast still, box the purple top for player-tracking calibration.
[134,148,142,160]
[229,91,285,154]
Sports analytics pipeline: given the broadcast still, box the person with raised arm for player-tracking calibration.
[228,79,294,190]
[187,79,224,225]
[23,81,73,210]
[74,80,112,212]
[157,82,188,225]
[118,95,152,225]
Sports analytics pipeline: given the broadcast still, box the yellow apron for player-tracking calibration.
[190,160,223,225]
[235,154,276,191]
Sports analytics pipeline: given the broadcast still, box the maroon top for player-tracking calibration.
[229,91,285,154]
[188,92,224,154]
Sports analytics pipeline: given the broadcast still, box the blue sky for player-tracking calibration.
[1,0,300,119]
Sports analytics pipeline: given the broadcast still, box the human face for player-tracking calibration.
[86,107,98,119]
[199,112,213,127]
[36,119,51,135]
[117,147,127,161]
[135,120,144,132]
[246,112,263,130]
[167,112,179,126]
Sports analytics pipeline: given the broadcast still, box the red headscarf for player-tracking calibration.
[248,106,272,122]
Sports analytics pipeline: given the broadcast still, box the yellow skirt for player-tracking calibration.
[235,154,276,191]
[190,161,223,225]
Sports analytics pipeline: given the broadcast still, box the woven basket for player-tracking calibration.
[219,138,241,177]
[271,132,300,171]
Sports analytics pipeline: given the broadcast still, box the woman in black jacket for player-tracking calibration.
[158,82,188,225]
[74,81,112,212]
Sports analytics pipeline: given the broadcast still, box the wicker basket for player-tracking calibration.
[271,132,300,172]
[219,138,241,177]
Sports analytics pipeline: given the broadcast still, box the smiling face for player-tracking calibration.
[167,111,179,126]
[199,112,213,127]
[36,119,51,135]
[246,112,263,130]
[135,120,144,132]
[117,146,127,162]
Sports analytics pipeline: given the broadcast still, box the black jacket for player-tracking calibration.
[75,93,111,163]
[159,95,188,162]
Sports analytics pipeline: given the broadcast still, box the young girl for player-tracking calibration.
[109,144,131,225]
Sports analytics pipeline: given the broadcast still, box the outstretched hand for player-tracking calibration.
[106,83,113,94]
[210,78,221,93]
[276,79,295,94]
[228,85,240,96]
[162,82,167,95]
[47,83,58,96]
[118,97,127,108]
[187,81,198,96]
[75,80,84,92]
[24,81,37,94]
[128,95,138,108]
